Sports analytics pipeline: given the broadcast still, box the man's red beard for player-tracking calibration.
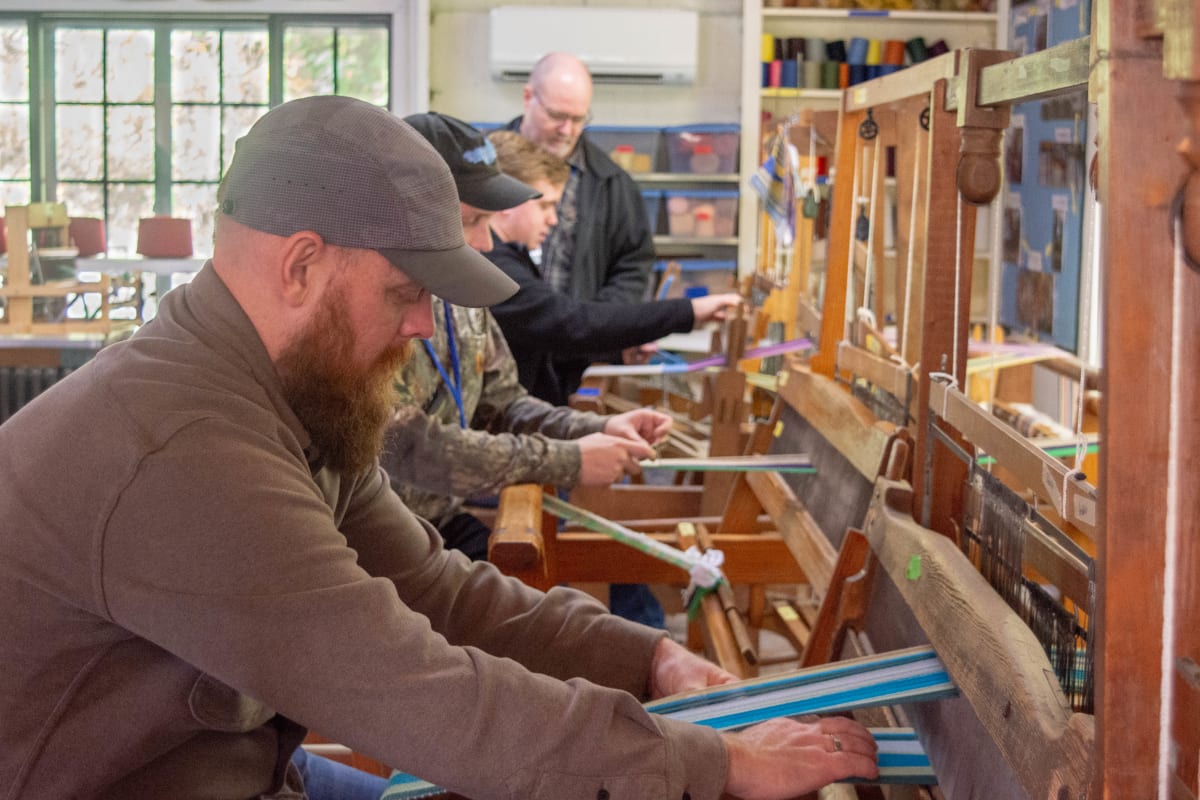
[276,280,413,475]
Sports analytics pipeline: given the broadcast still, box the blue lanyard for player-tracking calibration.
[421,300,466,427]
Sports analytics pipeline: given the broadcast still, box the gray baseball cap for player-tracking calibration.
[218,95,518,308]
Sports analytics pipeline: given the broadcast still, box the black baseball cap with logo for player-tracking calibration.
[218,96,518,308]
[404,112,540,212]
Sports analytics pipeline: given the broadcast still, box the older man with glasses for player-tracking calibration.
[504,52,664,627]
[506,52,657,389]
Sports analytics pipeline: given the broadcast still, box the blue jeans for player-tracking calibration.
[609,583,666,629]
[291,746,388,800]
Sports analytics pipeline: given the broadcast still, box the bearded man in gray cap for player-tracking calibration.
[0,96,877,800]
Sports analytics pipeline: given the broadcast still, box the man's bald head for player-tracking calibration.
[520,52,594,159]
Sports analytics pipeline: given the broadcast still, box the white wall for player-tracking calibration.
[426,0,743,127]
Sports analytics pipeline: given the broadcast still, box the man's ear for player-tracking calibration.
[278,231,328,307]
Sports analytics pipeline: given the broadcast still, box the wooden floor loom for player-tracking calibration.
[488,41,1111,800]
[311,3,1200,796]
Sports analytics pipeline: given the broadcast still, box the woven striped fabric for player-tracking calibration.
[867,728,937,784]
[381,771,444,800]
[379,727,938,796]
[379,647,954,797]
[646,646,956,729]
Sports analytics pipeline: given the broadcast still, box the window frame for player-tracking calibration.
[0,4,424,254]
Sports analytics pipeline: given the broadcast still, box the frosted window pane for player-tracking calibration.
[221,105,268,176]
[106,183,155,257]
[107,105,155,181]
[172,183,218,258]
[173,106,220,181]
[284,27,334,102]
[56,105,104,181]
[172,30,220,103]
[223,30,268,104]
[337,27,389,106]
[0,24,29,102]
[56,29,103,103]
[0,182,30,206]
[0,105,30,179]
[57,182,106,220]
[106,29,154,104]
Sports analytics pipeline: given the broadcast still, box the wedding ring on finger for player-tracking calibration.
[829,734,843,752]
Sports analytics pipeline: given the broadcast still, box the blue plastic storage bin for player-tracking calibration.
[641,190,663,235]
[585,125,662,174]
[663,124,740,174]
[663,189,739,238]
[653,259,737,299]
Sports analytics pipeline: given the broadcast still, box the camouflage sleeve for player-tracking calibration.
[472,313,608,440]
[383,405,586,507]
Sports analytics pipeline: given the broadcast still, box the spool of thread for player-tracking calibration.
[804,61,822,90]
[762,62,771,88]
[884,39,907,65]
[849,64,869,85]
[820,61,841,89]
[928,39,950,57]
[847,37,869,64]
[879,64,901,76]
[906,37,929,63]
[838,63,851,89]
[69,217,106,257]
[806,38,826,62]
[866,39,883,66]
[761,34,776,63]
[781,59,799,88]
[867,65,882,80]
[137,216,193,259]
[825,39,848,63]
[768,59,783,88]
[791,38,807,61]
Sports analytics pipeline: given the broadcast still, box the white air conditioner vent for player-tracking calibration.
[489,7,698,85]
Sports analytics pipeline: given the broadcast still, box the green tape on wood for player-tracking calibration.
[906,555,921,580]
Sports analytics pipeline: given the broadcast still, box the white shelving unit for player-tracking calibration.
[737,0,1010,276]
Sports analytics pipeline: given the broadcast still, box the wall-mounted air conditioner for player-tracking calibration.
[489,6,698,85]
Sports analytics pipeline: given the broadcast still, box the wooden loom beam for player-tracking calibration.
[1095,0,1200,795]
[862,478,1095,800]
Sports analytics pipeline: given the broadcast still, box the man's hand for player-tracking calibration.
[622,343,658,365]
[690,293,743,326]
[648,637,737,698]
[603,408,672,447]
[576,433,654,486]
[721,716,880,799]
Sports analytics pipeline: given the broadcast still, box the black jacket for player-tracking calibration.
[486,239,695,406]
[504,118,657,397]
[504,117,655,305]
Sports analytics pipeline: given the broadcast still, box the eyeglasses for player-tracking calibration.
[532,92,592,128]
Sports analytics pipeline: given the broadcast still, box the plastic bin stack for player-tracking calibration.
[652,259,737,300]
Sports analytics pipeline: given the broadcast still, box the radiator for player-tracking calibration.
[0,366,74,424]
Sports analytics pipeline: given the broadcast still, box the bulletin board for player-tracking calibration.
[998,0,1093,352]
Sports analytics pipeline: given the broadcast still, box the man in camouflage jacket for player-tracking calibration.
[383,113,671,561]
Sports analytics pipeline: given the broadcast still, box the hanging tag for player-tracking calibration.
[855,205,870,242]
[803,189,820,219]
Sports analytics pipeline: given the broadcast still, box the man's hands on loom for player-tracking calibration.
[603,408,673,447]
[577,433,654,485]
[721,716,880,799]
[576,409,673,486]
[648,637,738,698]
